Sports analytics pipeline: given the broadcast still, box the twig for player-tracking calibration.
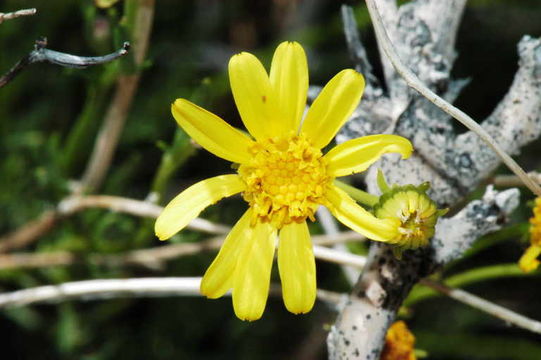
[492,172,541,188]
[58,195,230,235]
[80,0,155,192]
[0,211,58,252]
[421,279,541,335]
[0,232,366,271]
[2,231,538,336]
[0,195,228,253]
[0,8,36,24]
[317,207,361,284]
[0,252,76,270]
[340,5,379,88]
[311,231,364,246]
[0,278,202,307]
[0,277,343,309]
[313,246,366,268]
[0,39,130,88]
[365,0,541,197]
[0,194,366,256]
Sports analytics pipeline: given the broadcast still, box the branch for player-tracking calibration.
[337,5,394,140]
[330,2,541,358]
[0,39,130,88]
[0,231,366,271]
[433,186,520,264]
[0,278,203,308]
[421,279,541,335]
[492,172,541,188]
[340,5,380,92]
[0,8,36,24]
[0,195,228,253]
[0,277,343,309]
[454,36,541,190]
[317,207,361,284]
[58,195,230,235]
[327,186,520,359]
[0,211,57,252]
[1,243,537,336]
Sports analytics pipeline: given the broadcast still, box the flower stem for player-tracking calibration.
[334,180,379,207]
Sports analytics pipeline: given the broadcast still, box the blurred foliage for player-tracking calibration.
[0,0,541,359]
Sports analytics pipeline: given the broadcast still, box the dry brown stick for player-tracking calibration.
[0,211,58,252]
[0,8,36,24]
[492,172,541,188]
[0,251,76,269]
[0,194,228,253]
[80,0,155,192]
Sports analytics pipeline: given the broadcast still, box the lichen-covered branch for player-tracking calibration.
[328,187,520,359]
[328,1,541,359]
[433,187,520,264]
[453,36,541,190]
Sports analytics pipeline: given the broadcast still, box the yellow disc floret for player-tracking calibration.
[238,133,331,228]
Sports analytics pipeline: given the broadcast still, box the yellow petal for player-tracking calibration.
[519,245,541,273]
[301,69,365,149]
[325,135,413,177]
[232,220,276,321]
[326,185,400,242]
[269,41,308,134]
[278,221,316,314]
[200,210,252,298]
[171,99,254,163]
[229,52,279,139]
[155,175,245,240]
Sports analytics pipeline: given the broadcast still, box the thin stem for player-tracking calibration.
[0,233,366,271]
[0,39,129,88]
[0,277,343,308]
[0,8,36,24]
[0,194,228,253]
[492,172,541,188]
[365,0,541,197]
[340,5,379,88]
[406,263,534,305]
[317,207,361,284]
[421,278,541,335]
[58,195,231,234]
[0,211,58,252]
[334,180,379,207]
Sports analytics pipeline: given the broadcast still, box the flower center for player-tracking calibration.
[238,133,331,228]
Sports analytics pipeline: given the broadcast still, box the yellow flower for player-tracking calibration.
[380,321,417,360]
[155,41,413,321]
[519,197,541,273]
